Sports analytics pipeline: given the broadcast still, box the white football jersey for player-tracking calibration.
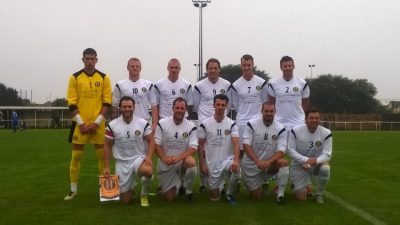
[231,75,268,126]
[154,116,198,159]
[112,78,157,121]
[242,118,287,164]
[105,116,152,161]
[198,116,239,175]
[287,124,332,166]
[268,76,310,127]
[155,77,193,119]
[193,77,232,123]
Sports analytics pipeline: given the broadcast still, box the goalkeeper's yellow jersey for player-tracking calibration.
[67,69,112,122]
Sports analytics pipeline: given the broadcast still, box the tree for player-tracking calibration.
[51,98,68,107]
[0,83,23,106]
[308,74,385,113]
[199,64,270,83]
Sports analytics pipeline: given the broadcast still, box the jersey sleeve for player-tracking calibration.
[103,75,112,105]
[148,83,158,107]
[267,82,276,97]
[192,85,201,112]
[230,84,238,111]
[242,122,254,146]
[188,126,198,149]
[143,122,152,136]
[231,122,239,138]
[186,84,193,106]
[276,127,287,153]
[105,124,115,140]
[225,85,233,113]
[261,81,269,102]
[154,123,163,145]
[287,129,308,164]
[67,75,78,109]
[198,123,206,139]
[112,83,121,108]
[154,84,161,105]
[316,132,332,164]
[302,82,310,98]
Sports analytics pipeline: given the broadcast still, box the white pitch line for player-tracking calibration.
[325,191,387,225]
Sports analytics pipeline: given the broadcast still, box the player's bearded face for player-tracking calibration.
[306,112,320,132]
[172,101,186,123]
[120,101,134,119]
[262,105,275,124]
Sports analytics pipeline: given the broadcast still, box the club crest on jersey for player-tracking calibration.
[135,130,141,136]
[95,81,101,87]
[182,132,189,138]
[272,135,278,141]
[73,136,78,141]
[315,141,322,147]
[220,89,226,94]
[224,129,231,135]
[180,88,186,94]
[293,87,299,92]
[256,85,261,91]
[142,87,147,93]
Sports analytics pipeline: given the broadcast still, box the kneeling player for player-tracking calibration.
[242,102,289,203]
[198,94,241,204]
[104,96,154,206]
[154,97,198,202]
[288,107,332,204]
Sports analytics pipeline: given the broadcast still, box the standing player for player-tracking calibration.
[193,58,232,193]
[198,94,241,204]
[268,55,310,130]
[111,58,159,132]
[268,55,311,193]
[287,107,332,204]
[155,58,193,119]
[231,54,269,156]
[65,48,112,200]
[154,97,198,202]
[104,96,154,206]
[242,102,289,203]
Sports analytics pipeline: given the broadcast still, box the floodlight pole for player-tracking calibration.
[308,64,315,80]
[193,0,211,81]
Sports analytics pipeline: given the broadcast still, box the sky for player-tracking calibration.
[1,0,399,104]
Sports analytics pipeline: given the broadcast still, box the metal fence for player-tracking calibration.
[2,119,400,131]
[321,121,400,131]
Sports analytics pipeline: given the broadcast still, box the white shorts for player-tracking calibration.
[158,161,183,193]
[207,158,240,190]
[290,164,319,192]
[115,156,145,193]
[242,164,277,191]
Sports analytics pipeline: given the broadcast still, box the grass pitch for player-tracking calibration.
[0,130,399,225]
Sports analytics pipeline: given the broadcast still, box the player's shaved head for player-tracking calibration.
[83,48,97,57]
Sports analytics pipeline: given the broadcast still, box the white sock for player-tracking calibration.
[227,172,241,195]
[316,165,330,196]
[276,167,289,198]
[71,183,77,193]
[184,167,197,194]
